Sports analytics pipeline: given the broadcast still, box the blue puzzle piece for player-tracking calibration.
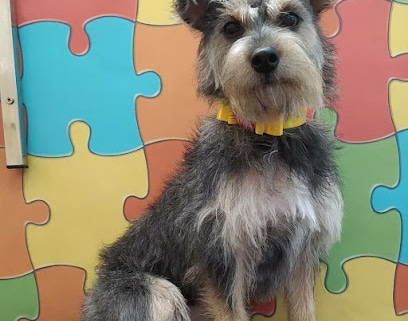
[19,18,161,156]
[372,129,408,265]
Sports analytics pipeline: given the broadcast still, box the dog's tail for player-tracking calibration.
[81,269,191,321]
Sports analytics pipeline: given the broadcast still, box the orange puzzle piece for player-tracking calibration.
[320,3,340,37]
[0,148,49,278]
[20,265,85,321]
[124,140,189,221]
[134,23,210,144]
[19,265,86,321]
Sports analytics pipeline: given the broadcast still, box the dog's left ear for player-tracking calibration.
[174,0,210,31]
[309,0,336,14]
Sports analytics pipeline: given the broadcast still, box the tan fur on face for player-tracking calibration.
[206,0,326,122]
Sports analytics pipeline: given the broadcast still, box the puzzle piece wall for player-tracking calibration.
[137,0,176,25]
[331,0,408,143]
[16,0,138,55]
[0,273,38,321]
[19,17,160,157]
[18,266,86,321]
[0,0,406,320]
[390,80,408,132]
[254,258,408,321]
[316,109,401,293]
[372,129,408,314]
[134,23,209,144]
[389,1,408,57]
[124,140,188,221]
[0,147,49,278]
[24,121,148,289]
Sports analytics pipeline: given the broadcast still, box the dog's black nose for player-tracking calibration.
[251,47,280,74]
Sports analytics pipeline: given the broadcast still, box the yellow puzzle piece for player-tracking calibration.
[24,122,148,289]
[389,80,408,132]
[253,257,407,321]
[137,0,179,26]
[389,1,408,57]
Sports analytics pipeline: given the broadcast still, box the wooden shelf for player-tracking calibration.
[0,0,27,168]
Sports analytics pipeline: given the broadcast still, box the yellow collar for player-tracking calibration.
[216,103,306,136]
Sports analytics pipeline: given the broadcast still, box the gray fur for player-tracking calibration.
[194,0,337,122]
[81,0,343,320]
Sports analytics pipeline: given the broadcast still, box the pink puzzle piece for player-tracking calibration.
[15,0,138,55]
[331,0,408,143]
[250,299,276,317]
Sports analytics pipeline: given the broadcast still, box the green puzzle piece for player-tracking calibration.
[317,108,401,293]
[0,273,39,321]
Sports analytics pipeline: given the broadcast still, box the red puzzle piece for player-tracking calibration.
[331,0,408,143]
[250,299,276,317]
[394,263,408,315]
[15,0,138,55]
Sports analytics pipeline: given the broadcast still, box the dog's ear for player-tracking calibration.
[309,0,336,14]
[174,0,210,31]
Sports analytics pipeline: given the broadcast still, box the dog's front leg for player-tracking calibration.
[283,261,317,321]
[201,281,250,321]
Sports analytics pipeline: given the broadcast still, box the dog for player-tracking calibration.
[81,0,343,320]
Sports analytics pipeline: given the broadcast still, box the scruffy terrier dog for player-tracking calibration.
[81,0,343,320]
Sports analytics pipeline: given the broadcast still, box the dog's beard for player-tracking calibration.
[222,73,323,122]
[217,34,324,122]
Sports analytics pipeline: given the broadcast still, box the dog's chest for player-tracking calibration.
[213,169,321,244]
[197,167,328,299]
[203,163,343,262]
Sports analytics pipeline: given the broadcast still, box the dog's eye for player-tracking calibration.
[223,21,243,37]
[280,12,301,28]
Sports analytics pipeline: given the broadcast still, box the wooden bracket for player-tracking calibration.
[0,0,27,168]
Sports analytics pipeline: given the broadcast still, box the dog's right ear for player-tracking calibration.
[174,0,210,31]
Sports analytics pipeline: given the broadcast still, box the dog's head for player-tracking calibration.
[174,0,336,122]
